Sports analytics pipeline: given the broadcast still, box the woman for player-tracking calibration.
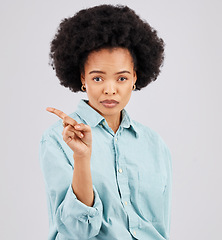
[39,4,172,240]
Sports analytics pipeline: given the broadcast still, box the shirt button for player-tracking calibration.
[125,201,127,205]
[133,230,136,236]
[115,138,118,141]
[118,168,123,173]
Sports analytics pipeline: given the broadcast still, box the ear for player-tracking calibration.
[133,70,137,85]
[80,73,85,85]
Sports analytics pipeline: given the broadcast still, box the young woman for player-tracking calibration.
[39,4,172,240]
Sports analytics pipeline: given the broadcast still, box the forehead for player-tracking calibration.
[85,47,134,70]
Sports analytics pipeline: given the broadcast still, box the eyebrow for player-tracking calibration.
[89,70,131,75]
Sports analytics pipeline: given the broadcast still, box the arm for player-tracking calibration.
[163,146,173,240]
[72,154,94,207]
[39,135,103,239]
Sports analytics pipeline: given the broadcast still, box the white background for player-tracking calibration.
[1,0,222,239]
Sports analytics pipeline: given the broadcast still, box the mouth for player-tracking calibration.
[100,100,119,108]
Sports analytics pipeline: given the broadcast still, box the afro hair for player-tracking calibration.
[49,4,165,92]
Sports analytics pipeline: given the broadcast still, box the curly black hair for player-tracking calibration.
[49,4,165,92]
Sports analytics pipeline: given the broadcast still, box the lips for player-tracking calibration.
[100,99,119,108]
[101,99,119,104]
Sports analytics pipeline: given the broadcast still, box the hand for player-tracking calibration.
[46,107,92,158]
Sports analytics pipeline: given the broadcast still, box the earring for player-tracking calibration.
[132,84,136,91]
[81,85,86,92]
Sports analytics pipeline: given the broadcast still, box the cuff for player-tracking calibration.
[60,184,103,223]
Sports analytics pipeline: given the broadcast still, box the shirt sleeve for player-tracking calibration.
[39,133,103,239]
[162,145,173,240]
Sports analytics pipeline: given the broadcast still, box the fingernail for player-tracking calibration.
[46,107,53,111]
[75,125,80,129]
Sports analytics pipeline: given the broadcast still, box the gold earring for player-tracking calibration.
[132,84,136,91]
[81,85,86,92]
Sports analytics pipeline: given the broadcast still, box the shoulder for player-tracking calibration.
[132,119,161,141]
[132,119,171,154]
[132,120,172,172]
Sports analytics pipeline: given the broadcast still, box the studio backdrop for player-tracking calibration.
[0,0,221,239]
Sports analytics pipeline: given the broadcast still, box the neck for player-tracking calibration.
[86,100,122,133]
[105,112,122,134]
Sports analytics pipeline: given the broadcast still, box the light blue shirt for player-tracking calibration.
[39,99,172,240]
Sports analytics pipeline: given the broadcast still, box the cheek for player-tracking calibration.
[119,88,133,104]
[86,85,101,101]
[122,85,133,95]
[86,84,97,94]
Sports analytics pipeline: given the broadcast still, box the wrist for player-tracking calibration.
[73,152,91,164]
[73,156,91,174]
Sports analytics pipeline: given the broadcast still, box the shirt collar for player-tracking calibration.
[75,99,139,138]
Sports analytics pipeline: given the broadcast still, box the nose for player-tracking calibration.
[103,82,117,95]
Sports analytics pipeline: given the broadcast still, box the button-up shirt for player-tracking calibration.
[39,99,172,240]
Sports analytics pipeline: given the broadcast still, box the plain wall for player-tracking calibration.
[1,0,222,239]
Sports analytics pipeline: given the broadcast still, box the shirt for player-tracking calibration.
[39,98,172,240]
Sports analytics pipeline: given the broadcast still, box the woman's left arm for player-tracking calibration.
[163,145,173,240]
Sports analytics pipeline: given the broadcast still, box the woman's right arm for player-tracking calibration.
[39,108,103,239]
[72,153,94,207]
[39,135,103,240]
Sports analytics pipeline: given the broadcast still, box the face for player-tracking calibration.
[81,47,137,121]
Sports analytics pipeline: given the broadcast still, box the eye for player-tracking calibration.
[118,77,127,82]
[93,77,102,82]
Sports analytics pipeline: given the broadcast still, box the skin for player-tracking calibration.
[45,108,92,156]
[46,107,94,206]
[46,47,137,206]
[81,47,137,133]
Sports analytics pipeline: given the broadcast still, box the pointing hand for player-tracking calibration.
[46,107,92,158]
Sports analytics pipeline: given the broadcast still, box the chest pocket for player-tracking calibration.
[138,170,166,222]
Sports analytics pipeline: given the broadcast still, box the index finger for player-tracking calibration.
[46,107,78,126]
[46,107,68,119]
